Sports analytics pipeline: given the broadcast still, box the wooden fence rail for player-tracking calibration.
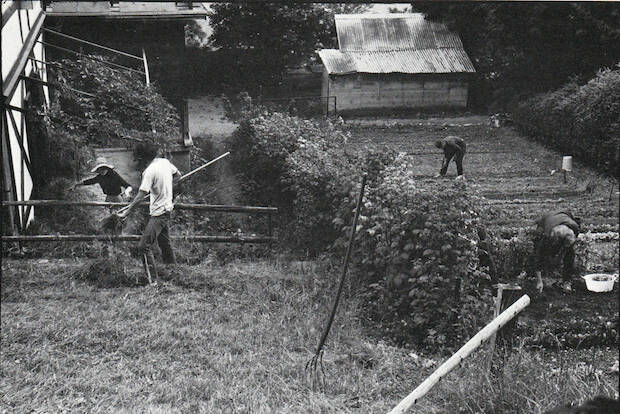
[1,200,278,214]
[2,235,276,243]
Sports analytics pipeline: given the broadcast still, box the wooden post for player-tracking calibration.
[1,113,18,236]
[387,295,531,414]
[486,284,522,373]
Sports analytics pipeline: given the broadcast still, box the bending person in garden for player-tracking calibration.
[435,136,466,178]
[118,142,181,286]
[72,157,133,204]
[533,210,581,293]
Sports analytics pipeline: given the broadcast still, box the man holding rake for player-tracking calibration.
[118,142,181,285]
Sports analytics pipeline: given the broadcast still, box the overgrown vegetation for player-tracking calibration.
[51,56,180,148]
[343,158,495,349]
[31,55,180,185]
[227,99,500,347]
[513,68,620,177]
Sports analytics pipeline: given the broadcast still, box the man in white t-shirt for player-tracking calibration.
[119,142,182,285]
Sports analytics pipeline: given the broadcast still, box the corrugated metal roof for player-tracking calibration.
[318,49,475,75]
[319,13,475,75]
[335,13,464,51]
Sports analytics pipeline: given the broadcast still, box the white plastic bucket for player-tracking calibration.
[582,273,617,292]
[562,156,573,172]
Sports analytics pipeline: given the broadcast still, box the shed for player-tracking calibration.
[318,14,476,114]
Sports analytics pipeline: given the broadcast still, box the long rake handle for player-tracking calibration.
[115,152,230,214]
[313,174,367,357]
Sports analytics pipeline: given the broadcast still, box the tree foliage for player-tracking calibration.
[207,3,368,86]
[412,2,620,109]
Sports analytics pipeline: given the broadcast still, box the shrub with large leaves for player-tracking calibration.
[336,155,494,349]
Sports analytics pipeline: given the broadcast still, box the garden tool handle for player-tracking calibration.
[177,151,230,183]
[115,152,231,214]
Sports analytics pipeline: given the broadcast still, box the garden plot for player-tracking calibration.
[345,123,619,236]
[346,121,619,345]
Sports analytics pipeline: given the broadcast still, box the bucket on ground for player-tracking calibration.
[562,156,573,172]
[582,274,617,292]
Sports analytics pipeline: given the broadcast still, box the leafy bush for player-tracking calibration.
[228,102,497,347]
[513,67,620,177]
[337,155,495,349]
[51,56,181,150]
[227,98,397,253]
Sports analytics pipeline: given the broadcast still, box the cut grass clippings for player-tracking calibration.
[2,259,618,413]
[72,256,142,288]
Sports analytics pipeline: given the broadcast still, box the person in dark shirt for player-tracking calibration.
[435,136,467,178]
[72,157,133,203]
[533,211,581,293]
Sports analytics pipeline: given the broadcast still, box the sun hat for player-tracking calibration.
[91,157,114,173]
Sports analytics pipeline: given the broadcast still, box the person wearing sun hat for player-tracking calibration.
[72,156,133,203]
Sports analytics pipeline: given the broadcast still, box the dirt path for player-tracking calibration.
[188,96,240,206]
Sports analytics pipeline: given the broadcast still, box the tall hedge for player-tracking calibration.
[513,68,620,177]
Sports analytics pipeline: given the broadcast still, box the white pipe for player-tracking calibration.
[388,294,531,414]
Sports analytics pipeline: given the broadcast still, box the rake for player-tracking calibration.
[100,152,231,233]
[305,174,367,389]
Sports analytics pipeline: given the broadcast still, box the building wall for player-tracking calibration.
[2,0,49,231]
[323,73,469,113]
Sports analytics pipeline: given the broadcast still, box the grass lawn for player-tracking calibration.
[1,259,618,413]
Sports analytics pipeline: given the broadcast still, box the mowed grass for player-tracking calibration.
[1,259,618,413]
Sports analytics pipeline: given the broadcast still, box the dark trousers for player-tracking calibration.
[138,212,176,279]
[440,153,464,176]
[533,234,575,281]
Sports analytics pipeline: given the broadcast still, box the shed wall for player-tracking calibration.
[324,73,468,112]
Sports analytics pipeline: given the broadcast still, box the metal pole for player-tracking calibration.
[36,41,145,75]
[42,28,143,60]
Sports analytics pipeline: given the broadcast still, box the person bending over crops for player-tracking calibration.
[533,210,581,293]
[72,157,133,205]
[118,142,181,285]
[434,136,466,179]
